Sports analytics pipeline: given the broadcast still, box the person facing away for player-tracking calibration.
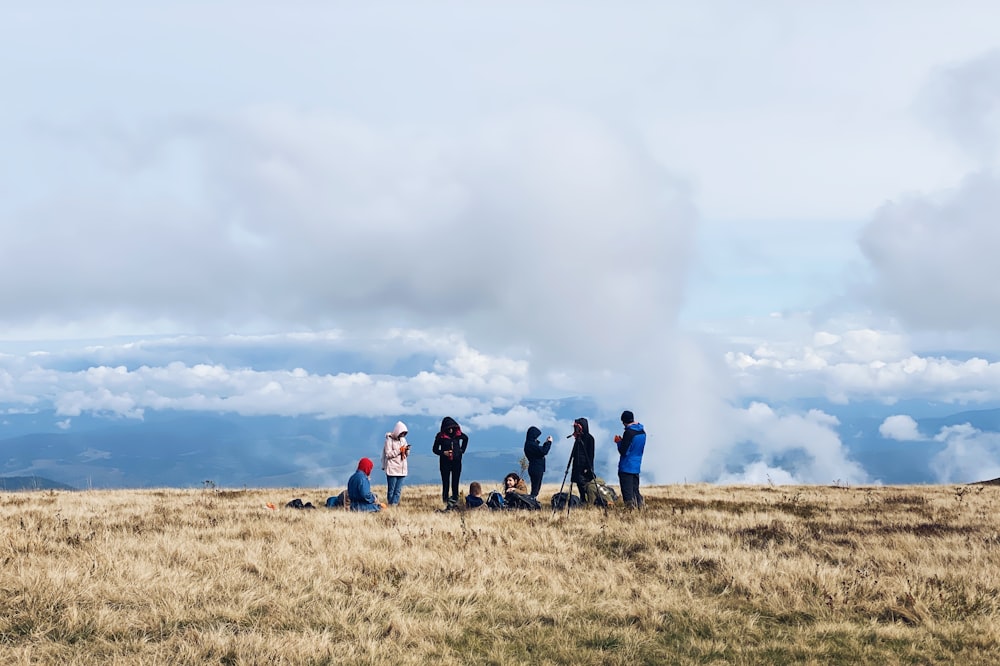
[503,472,528,500]
[432,416,469,508]
[570,417,597,504]
[381,420,410,506]
[614,410,646,509]
[465,481,485,509]
[347,457,382,512]
[523,426,553,498]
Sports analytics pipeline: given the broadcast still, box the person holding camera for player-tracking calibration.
[615,410,646,509]
[432,416,469,508]
[523,426,553,498]
[381,420,410,506]
[570,417,597,504]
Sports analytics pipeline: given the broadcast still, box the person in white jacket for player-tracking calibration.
[381,421,410,505]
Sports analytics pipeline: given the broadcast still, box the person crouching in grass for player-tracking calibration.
[348,457,383,512]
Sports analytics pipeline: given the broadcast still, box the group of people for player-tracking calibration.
[339,411,647,512]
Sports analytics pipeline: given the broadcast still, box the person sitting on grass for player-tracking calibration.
[465,481,485,509]
[503,472,528,501]
[348,457,383,512]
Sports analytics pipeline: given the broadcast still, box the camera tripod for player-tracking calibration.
[552,432,612,517]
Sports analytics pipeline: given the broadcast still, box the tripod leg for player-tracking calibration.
[552,449,574,517]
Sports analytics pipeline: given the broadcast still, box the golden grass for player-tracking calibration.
[2,483,1000,664]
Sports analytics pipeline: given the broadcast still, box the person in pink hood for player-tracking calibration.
[381,421,410,505]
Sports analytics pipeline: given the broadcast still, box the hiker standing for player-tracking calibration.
[523,426,553,498]
[347,457,382,512]
[570,417,597,504]
[381,420,410,505]
[615,410,646,509]
[432,416,469,508]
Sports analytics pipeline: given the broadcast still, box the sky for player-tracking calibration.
[4,2,1000,485]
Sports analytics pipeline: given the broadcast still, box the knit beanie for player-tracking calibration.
[621,410,634,424]
[358,457,375,476]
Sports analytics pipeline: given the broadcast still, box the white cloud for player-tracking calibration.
[931,423,1000,483]
[728,327,1000,404]
[879,415,923,441]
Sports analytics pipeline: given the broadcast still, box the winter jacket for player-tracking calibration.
[503,474,528,497]
[347,470,380,512]
[381,420,409,477]
[570,417,596,484]
[432,416,469,470]
[523,426,551,477]
[617,422,646,475]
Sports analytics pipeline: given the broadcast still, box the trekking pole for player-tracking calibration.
[552,445,575,518]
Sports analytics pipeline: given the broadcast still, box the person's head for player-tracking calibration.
[504,473,521,489]
[621,410,635,426]
[441,416,461,437]
[526,426,541,442]
[391,421,408,439]
[573,417,589,437]
[469,481,482,497]
[357,457,374,476]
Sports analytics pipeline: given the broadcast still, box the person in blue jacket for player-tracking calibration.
[347,457,382,512]
[523,426,553,498]
[615,410,646,509]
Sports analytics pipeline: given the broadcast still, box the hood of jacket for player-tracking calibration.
[525,426,541,443]
[389,421,408,439]
[440,416,459,433]
[573,417,590,437]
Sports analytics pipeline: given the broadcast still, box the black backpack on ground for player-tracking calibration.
[550,492,581,510]
[506,492,541,511]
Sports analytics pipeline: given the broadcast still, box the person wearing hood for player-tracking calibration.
[570,417,597,504]
[432,416,469,508]
[347,457,382,512]
[523,426,553,498]
[615,410,647,509]
[381,421,410,506]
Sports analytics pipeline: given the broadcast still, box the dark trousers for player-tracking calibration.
[528,469,544,498]
[619,472,643,508]
[440,462,462,504]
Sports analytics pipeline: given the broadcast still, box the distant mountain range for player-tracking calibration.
[0,475,75,491]
[3,402,1000,488]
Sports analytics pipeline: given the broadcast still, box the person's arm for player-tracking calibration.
[541,437,552,456]
[385,436,400,460]
[617,429,636,457]
[459,432,469,454]
[361,475,376,504]
[432,435,443,456]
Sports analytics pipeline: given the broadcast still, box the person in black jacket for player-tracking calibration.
[523,426,553,498]
[432,416,469,508]
[570,417,596,504]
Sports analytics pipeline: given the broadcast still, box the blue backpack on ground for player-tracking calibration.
[486,491,506,510]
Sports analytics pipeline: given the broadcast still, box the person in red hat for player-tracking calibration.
[347,457,382,512]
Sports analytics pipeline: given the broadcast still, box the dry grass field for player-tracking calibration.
[2,482,1000,665]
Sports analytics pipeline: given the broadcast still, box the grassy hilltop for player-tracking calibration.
[2,483,1000,665]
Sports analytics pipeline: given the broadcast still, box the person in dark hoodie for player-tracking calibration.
[615,410,647,509]
[570,417,597,504]
[523,426,553,498]
[432,416,469,508]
